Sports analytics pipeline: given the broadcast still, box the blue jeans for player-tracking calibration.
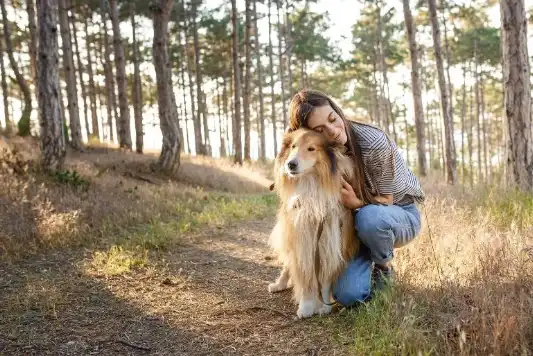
[332,203,421,307]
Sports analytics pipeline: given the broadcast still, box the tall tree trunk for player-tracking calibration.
[276,0,286,132]
[131,9,143,153]
[108,0,131,149]
[37,0,66,171]
[474,39,482,183]
[480,73,488,182]
[84,14,99,140]
[468,62,474,186]
[460,64,467,183]
[101,3,116,143]
[268,0,277,157]
[427,0,456,184]
[1,0,32,136]
[70,5,89,140]
[231,0,242,165]
[285,1,293,99]
[243,0,251,161]
[402,0,427,176]
[58,0,82,149]
[500,0,531,191]
[177,17,191,155]
[376,2,390,136]
[151,0,180,173]
[441,1,454,121]
[253,0,265,161]
[0,25,12,134]
[371,60,381,128]
[26,0,37,85]
[223,75,231,156]
[181,1,201,156]
[191,0,208,155]
[217,78,226,157]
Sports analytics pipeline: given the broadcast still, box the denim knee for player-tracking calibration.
[333,249,372,307]
[355,205,394,264]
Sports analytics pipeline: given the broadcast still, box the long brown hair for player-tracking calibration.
[287,89,378,205]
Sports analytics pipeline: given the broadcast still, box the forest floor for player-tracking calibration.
[1,136,533,355]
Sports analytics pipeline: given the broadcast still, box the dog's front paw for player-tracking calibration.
[296,298,316,319]
[268,281,287,293]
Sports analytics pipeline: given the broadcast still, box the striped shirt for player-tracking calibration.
[348,121,425,205]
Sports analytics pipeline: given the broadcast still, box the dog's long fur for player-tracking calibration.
[267,128,360,319]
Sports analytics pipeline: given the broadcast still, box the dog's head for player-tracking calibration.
[275,128,345,179]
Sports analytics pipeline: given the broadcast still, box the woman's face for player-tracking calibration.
[306,105,347,145]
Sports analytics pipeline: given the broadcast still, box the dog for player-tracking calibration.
[267,128,360,319]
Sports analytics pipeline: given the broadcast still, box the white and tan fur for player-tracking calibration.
[267,129,359,319]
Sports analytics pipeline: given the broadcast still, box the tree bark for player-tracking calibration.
[26,0,38,85]
[131,9,143,153]
[151,0,181,173]
[191,0,208,155]
[101,3,116,143]
[468,61,474,186]
[276,0,286,132]
[0,24,12,134]
[268,0,277,157]
[58,0,82,149]
[460,64,467,183]
[500,0,531,191]
[83,14,99,140]
[177,14,191,154]
[285,1,293,99]
[402,0,427,176]
[243,0,252,161]
[108,0,131,149]
[253,0,265,161]
[37,0,66,171]
[69,4,90,140]
[231,0,242,165]
[427,0,456,184]
[217,78,226,157]
[474,39,482,182]
[1,0,32,136]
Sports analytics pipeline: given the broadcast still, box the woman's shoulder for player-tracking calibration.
[348,120,392,150]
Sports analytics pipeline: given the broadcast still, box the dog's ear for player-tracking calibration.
[326,146,337,175]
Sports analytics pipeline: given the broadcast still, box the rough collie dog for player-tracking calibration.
[267,128,359,319]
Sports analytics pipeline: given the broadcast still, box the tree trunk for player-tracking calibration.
[276,1,286,132]
[69,5,90,140]
[181,1,201,156]
[0,24,12,134]
[231,0,242,165]
[468,61,474,186]
[101,4,116,143]
[190,0,208,155]
[131,9,143,153]
[441,1,454,122]
[151,0,180,174]
[37,0,66,171]
[268,0,277,157]
[1,0,32,136]
[427,0,456,184]
[58,0,82,149]
[26,0,37,85]
[402,0,427,176]
[460,64,467,183]
[217,78,226,157]
[223,75,231,156]
[83,14,99,141]
[243,0,252,161]
[474,39,482,183]
[480,73,488,182]
[500,0,531,191]
[253,0,265,161]
[285,1,293,99]
[177,16,191,155]
[108,0,131,149]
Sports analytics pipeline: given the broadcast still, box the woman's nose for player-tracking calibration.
[324,124,336,137]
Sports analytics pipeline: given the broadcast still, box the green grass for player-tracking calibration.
[478,189,533,230]
[322,287,438,356]
[89,192,278,275]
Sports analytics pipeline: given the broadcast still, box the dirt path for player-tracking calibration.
[0,218,350,356]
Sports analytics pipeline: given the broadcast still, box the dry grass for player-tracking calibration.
[1,137,532,355]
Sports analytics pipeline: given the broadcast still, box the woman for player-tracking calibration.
[286,89,425,307]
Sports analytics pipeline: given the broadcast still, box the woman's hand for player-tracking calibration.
[340,178,364,210]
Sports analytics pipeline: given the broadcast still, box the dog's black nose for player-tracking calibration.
[287,160,298,171]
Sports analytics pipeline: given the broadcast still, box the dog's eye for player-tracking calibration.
[308,147,315,152]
